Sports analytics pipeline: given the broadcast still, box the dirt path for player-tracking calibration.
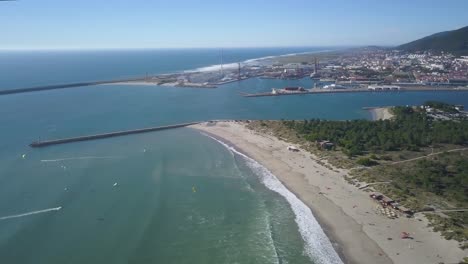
[391,147,468,165]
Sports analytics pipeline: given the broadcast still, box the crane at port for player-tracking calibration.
[220,48,224,77]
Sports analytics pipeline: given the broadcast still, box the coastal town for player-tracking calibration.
[3,47,468,97]
[120,47,468,96]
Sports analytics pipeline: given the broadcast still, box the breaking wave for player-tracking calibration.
[185,49,331,73]
[202,133,343,264]
[191,62,240,72]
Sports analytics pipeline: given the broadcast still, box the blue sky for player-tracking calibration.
[1,0,467,49]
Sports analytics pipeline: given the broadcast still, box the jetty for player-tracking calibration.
[0,78,147,96]
[29,122,199,148]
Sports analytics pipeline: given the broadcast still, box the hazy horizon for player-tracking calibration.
[1,0,467,50]
[0,45,357,52]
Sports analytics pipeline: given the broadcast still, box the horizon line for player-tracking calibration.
[0,45,397,52]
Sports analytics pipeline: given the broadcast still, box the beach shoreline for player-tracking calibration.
[190,121,466,264]
[367,107,394,120]
[197,130,351,263]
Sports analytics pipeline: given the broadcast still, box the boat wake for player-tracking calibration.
[0,207,62,221]
[202,133,343,264]
[41,156,123,162]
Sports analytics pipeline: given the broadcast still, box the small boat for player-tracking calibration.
[113,182,118,187]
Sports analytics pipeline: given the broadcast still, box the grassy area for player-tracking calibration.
[426,212,468,246]
[247,113,468,248]
[274,50,343,64]
[273,47,384,65]
[352,150,468,210]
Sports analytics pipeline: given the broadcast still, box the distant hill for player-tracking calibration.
[398,26,468,56]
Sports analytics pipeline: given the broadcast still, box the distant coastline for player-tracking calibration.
[3,46,468,96]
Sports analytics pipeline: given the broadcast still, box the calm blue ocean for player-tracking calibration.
[0,48,467,264]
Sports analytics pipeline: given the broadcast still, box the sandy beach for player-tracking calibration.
[369,107,394,120]
[191,121,466,264]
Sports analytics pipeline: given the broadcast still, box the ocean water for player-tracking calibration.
[1,48,468,264]
[0,47,328,89]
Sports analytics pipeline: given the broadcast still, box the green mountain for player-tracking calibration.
[398,26,468,55]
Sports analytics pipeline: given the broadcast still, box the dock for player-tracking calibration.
[29,122,199,148]
[241,87,468,97]
[240,91,317,97]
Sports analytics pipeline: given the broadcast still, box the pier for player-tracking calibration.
[29,122,199,148]
[0,77,146,96]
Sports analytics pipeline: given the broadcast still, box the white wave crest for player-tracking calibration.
[244,52,307,64]
[245,50,334,64]
[188,62,240,73]
[202,133,343,264]
[185,49,332,73]
[41,156,123,162]
[0,207,62,221]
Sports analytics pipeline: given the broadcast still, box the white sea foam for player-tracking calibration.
[203,134,343,264]
[191,62,240,73]
[186,49,332,73]
[243,51,328,64]
[0,207,62,221]
[41,156,123,162]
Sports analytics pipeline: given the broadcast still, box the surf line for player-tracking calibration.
[41,156,123,162]
[0,207,62,221]
[200,132,343,264]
